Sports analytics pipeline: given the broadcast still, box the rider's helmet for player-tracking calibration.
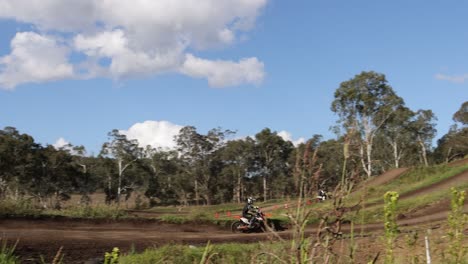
[247,197,255,205]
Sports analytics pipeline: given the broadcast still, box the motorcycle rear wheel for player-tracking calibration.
[231,221,245,233]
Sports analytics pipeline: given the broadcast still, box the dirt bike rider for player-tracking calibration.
[317,189,327,201]
[242,197,258,228]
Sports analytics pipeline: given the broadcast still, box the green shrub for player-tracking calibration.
[55,205,127,219]
[120,242,265,264]
[0,239,19,264]
[383,191,399,264]
[444,188,467,264]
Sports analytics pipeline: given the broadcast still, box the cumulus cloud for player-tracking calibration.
[181,54,264,87]
[435,73,468,84]
[53,137,71,149]
[277,131,306,146]
[0,0,267,89]
[0,32,74,89]
[120,120,184,150]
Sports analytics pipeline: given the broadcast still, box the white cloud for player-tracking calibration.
[277,131,306,146]
[0,32,74,89]
[53,137,70,149]
[181,54,264,87]
[435,73,468,84]
[120,120,184,150]
[0,0,267,89]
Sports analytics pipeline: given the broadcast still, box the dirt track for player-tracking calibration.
[1,160,467,264]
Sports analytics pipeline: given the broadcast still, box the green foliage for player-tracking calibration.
[0,198,40,217]
[405,231,420,264]
[0,239,19,264]
[349,164,468,207]
[383,191,399,264]
[51,205,127,219]
[444,188,467,264]
[120,243,262,264]
[104,247,120,264]
[452,101,468,125]
[159,215,189,224]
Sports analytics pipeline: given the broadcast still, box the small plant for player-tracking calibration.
[405,231,419,264]
[383,191,399,264]
[444,188,467,264]
[104,247,120,264]
[0,238,19,264]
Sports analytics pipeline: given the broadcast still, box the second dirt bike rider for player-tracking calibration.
[242,197,258,228]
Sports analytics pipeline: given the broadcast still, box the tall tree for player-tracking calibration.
[100,129,142,204]
[379,106,414,168]
[176,126,233,205]
[411,110,437,166]
[0,127,40,199]
[143,147,181,204]
[453,101,468,125]
[254,128,293,201]
[331,71,404,178]
[435,101,468,163]
[219,137,255,203]
[435,126,468,163]
[29,145,81,208]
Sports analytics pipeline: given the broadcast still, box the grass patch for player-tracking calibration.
[348,164,468,206]
[0,199,41,217]
[0,239,19,264]
[46,205,127,219]
[119,243,261,264]
[351,184,468,225]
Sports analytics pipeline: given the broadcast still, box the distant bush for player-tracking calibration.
[56,205,127,219]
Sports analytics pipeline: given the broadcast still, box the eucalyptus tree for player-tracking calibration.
[29,145,82,208]
[143,146,182,204]
[378,106,414,168]
[0,127,40,199]
[410,110,437,166]
[175,126,234,205]
[435,101,468,163]
[331,71,404,178]
[435,126,468,163]
[316,138,349,187]
[254,128,293,201]
[453,101,468,125]
[100,129,143,203]
[219,137,255,203]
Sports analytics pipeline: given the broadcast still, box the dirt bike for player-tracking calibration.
[231,207,266,233]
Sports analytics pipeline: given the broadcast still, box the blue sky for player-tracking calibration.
[0,0,466,155]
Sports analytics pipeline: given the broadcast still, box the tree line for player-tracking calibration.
[1,71,466,207]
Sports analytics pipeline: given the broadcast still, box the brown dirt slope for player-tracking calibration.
[359,167,409,189]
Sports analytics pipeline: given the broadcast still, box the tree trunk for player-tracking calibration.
[366,142,372,178]
[391,141,400,168]
[194,179,199,206]
[359,119,374,179]
[117,159,123,204]
[204,193,211,205]
[235,169,241,203]
[417,135,429,167]
[263,174,267,202]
